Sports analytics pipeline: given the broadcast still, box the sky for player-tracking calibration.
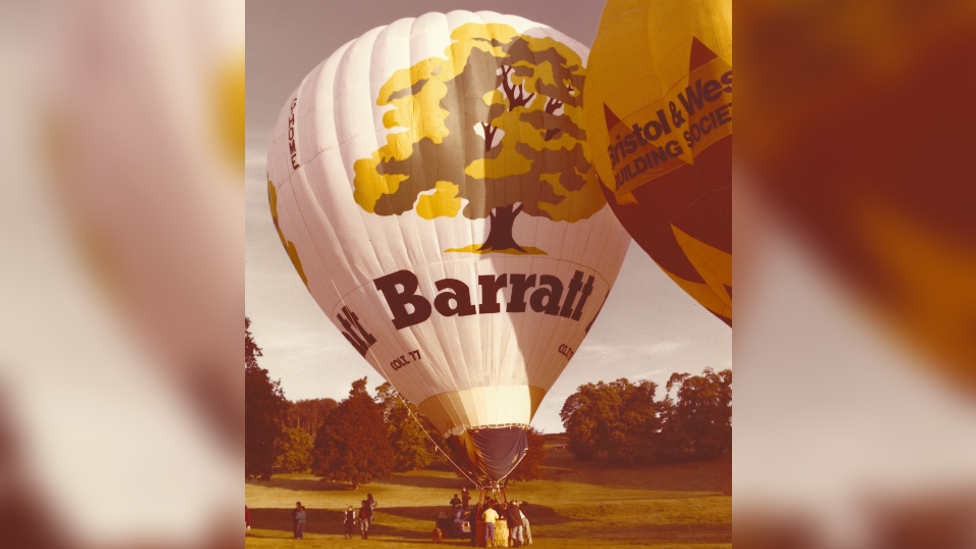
[244,0,732,433]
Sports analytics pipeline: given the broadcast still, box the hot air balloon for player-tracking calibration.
[266,11,631,487]
[584,0,732,326]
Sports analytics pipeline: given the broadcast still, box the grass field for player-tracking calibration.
[245,443,731,548]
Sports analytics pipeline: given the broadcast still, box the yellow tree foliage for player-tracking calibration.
[352,23,605,252]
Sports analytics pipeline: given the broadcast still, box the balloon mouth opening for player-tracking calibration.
[446,424,528,485]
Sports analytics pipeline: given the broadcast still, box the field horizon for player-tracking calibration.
[245,441,731,548]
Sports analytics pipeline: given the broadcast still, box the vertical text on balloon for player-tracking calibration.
[287,98,299,169]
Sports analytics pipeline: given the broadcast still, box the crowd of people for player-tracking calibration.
[244,487,533,546]
[468,497,531,547]
[440,488,532,547]
[285,493,379,541]
[240,495,378,541]
[281,494,376,541]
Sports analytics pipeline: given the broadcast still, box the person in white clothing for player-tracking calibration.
[519,502,532,545]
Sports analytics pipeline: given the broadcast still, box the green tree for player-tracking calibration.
[376,382,436,472]
[560,381,616,461]
[287,398,338,437]
[605,379,662,464]
[560,379,663,465]
[312,378,394,489]
[275,427,314,473]
[245,317,288,479]
[506,427,549,483]
[663,368,732,460]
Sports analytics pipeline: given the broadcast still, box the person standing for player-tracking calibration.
[507,502,523,547]
[291,502,302,540]
[449,494,463,539]
[366,493,377,511]
[461,487,471,509]
[481,504,499,547]
[360,500,374,539]
[519,502,532,546]
[294,505,307,540]
[469,502,481,547]
[343,506,357,540]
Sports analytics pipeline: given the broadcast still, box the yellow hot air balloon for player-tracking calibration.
[585,0,732,326]
[266,11,631,485]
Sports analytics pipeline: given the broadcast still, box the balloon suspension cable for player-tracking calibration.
[498,446,530,486]
[330,280,485,491]
[396,389,484,490]
[489,445,529,505]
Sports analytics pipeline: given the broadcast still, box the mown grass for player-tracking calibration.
[245,445,731,548]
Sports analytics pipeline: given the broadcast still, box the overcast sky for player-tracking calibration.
[244,0,731,433]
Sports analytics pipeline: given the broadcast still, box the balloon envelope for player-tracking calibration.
[585,0,732,326]
[266,11,630,483]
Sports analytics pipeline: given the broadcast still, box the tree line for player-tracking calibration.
[246,317,460,485]
[246,317,730,486]
[560,369,732,464]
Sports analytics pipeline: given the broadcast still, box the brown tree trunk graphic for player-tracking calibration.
[500,66,535,111]
[478,203,525,252]
[480,122,498,152]
[544,97,564,141]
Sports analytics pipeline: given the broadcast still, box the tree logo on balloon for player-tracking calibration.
[352,23,605,255]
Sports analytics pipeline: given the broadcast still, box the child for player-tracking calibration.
[343,505,357,539]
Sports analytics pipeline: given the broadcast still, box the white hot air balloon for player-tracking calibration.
[267,11,630,485]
